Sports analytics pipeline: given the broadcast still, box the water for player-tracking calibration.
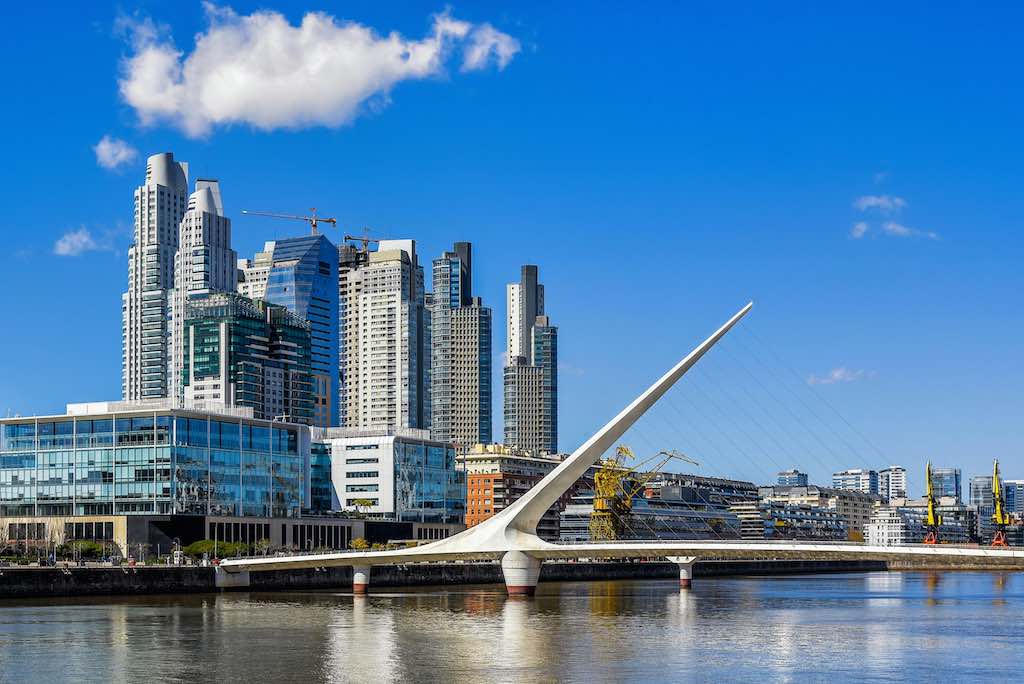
[0,572,1019,683]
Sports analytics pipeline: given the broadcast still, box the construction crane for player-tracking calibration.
[923,461,942,545]
[343,231,379,254]
[589,446,699,542]
[241,208,337,236]
[992,459,1010,547]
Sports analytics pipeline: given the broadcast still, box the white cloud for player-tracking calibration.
[117,4,519,137]
[850,221,869,239]
[93,135,139,170]
[807,367,869,386]
[853,195,907,213]
[54,228,100,256]
[53,227,122,256]
[462,23,521,72]
[882,221,940,240]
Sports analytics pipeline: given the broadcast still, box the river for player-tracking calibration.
[0,572,1019,682]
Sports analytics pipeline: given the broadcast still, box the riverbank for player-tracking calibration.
[0,559,893,598]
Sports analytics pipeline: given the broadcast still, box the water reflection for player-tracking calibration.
[0,573,1021,682]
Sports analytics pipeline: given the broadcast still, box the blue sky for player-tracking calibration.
[0,2,1021,493]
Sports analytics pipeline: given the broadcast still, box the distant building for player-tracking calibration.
[759,485,878,538]
[1006,480,1024,514]
[238,235,340,428]
[832,468,879,496]
[969,475,995,514]
[430,243,493,447]
[459,444,566,541]
[729,501,846,541]
[930,467,962,502]
[504,265,558,454]
[169,179,237,404]
[867,498,973,546]
[122,153,190,402]
[334,240,430,431]
[316,428,464,526]
[777,469,808,487]
[182,293,314,424]
[560,472,753,542]
[878,466,907,501]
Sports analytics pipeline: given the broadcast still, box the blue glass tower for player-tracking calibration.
[260,235,339,427]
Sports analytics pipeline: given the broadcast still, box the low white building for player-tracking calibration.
[866,502,971,546]
[315,427,465,525]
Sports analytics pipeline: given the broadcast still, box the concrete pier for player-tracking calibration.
[501,551,543,596]
[352,565,371,595]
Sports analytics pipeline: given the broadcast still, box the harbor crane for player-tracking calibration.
[923,461,942,544]
[241,208,337,236]
[589,446,699,542]
[992,459,1010,547]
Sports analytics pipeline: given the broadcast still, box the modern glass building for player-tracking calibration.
[0,404,310,519]
[932,467,962,502]
[239,235,339,428]
[777,469,809,487]
[317,428,465,524]
[183,292,315,425]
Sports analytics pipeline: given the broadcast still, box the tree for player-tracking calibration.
[350,498,375,515]
[349,537,370,550]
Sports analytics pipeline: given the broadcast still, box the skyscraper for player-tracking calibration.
[931,467,962,502]
[238,235,339,427]
[182,292,315,424]
[122,152,189,401]
[878,465,907,501]
[169,179,237,403]
[430,242,492,446]
[337,239,429,430]
[503,265,558,454]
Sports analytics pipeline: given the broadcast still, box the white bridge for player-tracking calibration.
[218,303,1024,593]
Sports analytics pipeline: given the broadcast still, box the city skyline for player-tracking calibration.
[1,2,1021,489]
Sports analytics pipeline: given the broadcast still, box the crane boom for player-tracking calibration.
[241,208,337,236]
[923,461,942,544]
[992,459,1010,547]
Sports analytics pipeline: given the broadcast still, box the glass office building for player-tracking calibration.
[241,235,339,428]
[932,467,962,502]
[0,406,309,519]
[318,428,465,523]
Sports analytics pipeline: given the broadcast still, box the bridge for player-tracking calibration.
[218,302,1024,593]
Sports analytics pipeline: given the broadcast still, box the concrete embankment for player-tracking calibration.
[0,559,888,598]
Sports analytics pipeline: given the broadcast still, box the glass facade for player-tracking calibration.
[1,412,304,518]
[393,440,465,524]
[261,235,339,428]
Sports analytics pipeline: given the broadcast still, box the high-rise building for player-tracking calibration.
[122,153,189,401]
[832,468,879,496]
[1006,480,1024,514]
[430,243,492,446]
[503,266,558,454]
[337,240,429,430]
[182,292,315,424]
[878,465,907,501]
[169,179,237,403]
[777,469,809,486]
[238,236,339,427]
[969,475,995,514]
[931,467,962,502]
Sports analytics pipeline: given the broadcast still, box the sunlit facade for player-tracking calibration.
[0,404,309,519]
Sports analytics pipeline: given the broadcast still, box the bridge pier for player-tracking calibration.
[352,565,371,595]
[501,551,542,596]
[214,567,250,589]
[667,556,697,589]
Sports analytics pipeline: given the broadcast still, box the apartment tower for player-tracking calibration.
[430,242,492,446]
[503,265,558,453]
[122,152,189,401]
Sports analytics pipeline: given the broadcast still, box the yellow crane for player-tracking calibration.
[589,446,699,541]
[992,459,1010,547]
[923,461,942,544]
[241,208,338,236]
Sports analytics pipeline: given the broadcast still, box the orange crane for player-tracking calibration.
[241,208,337,236]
